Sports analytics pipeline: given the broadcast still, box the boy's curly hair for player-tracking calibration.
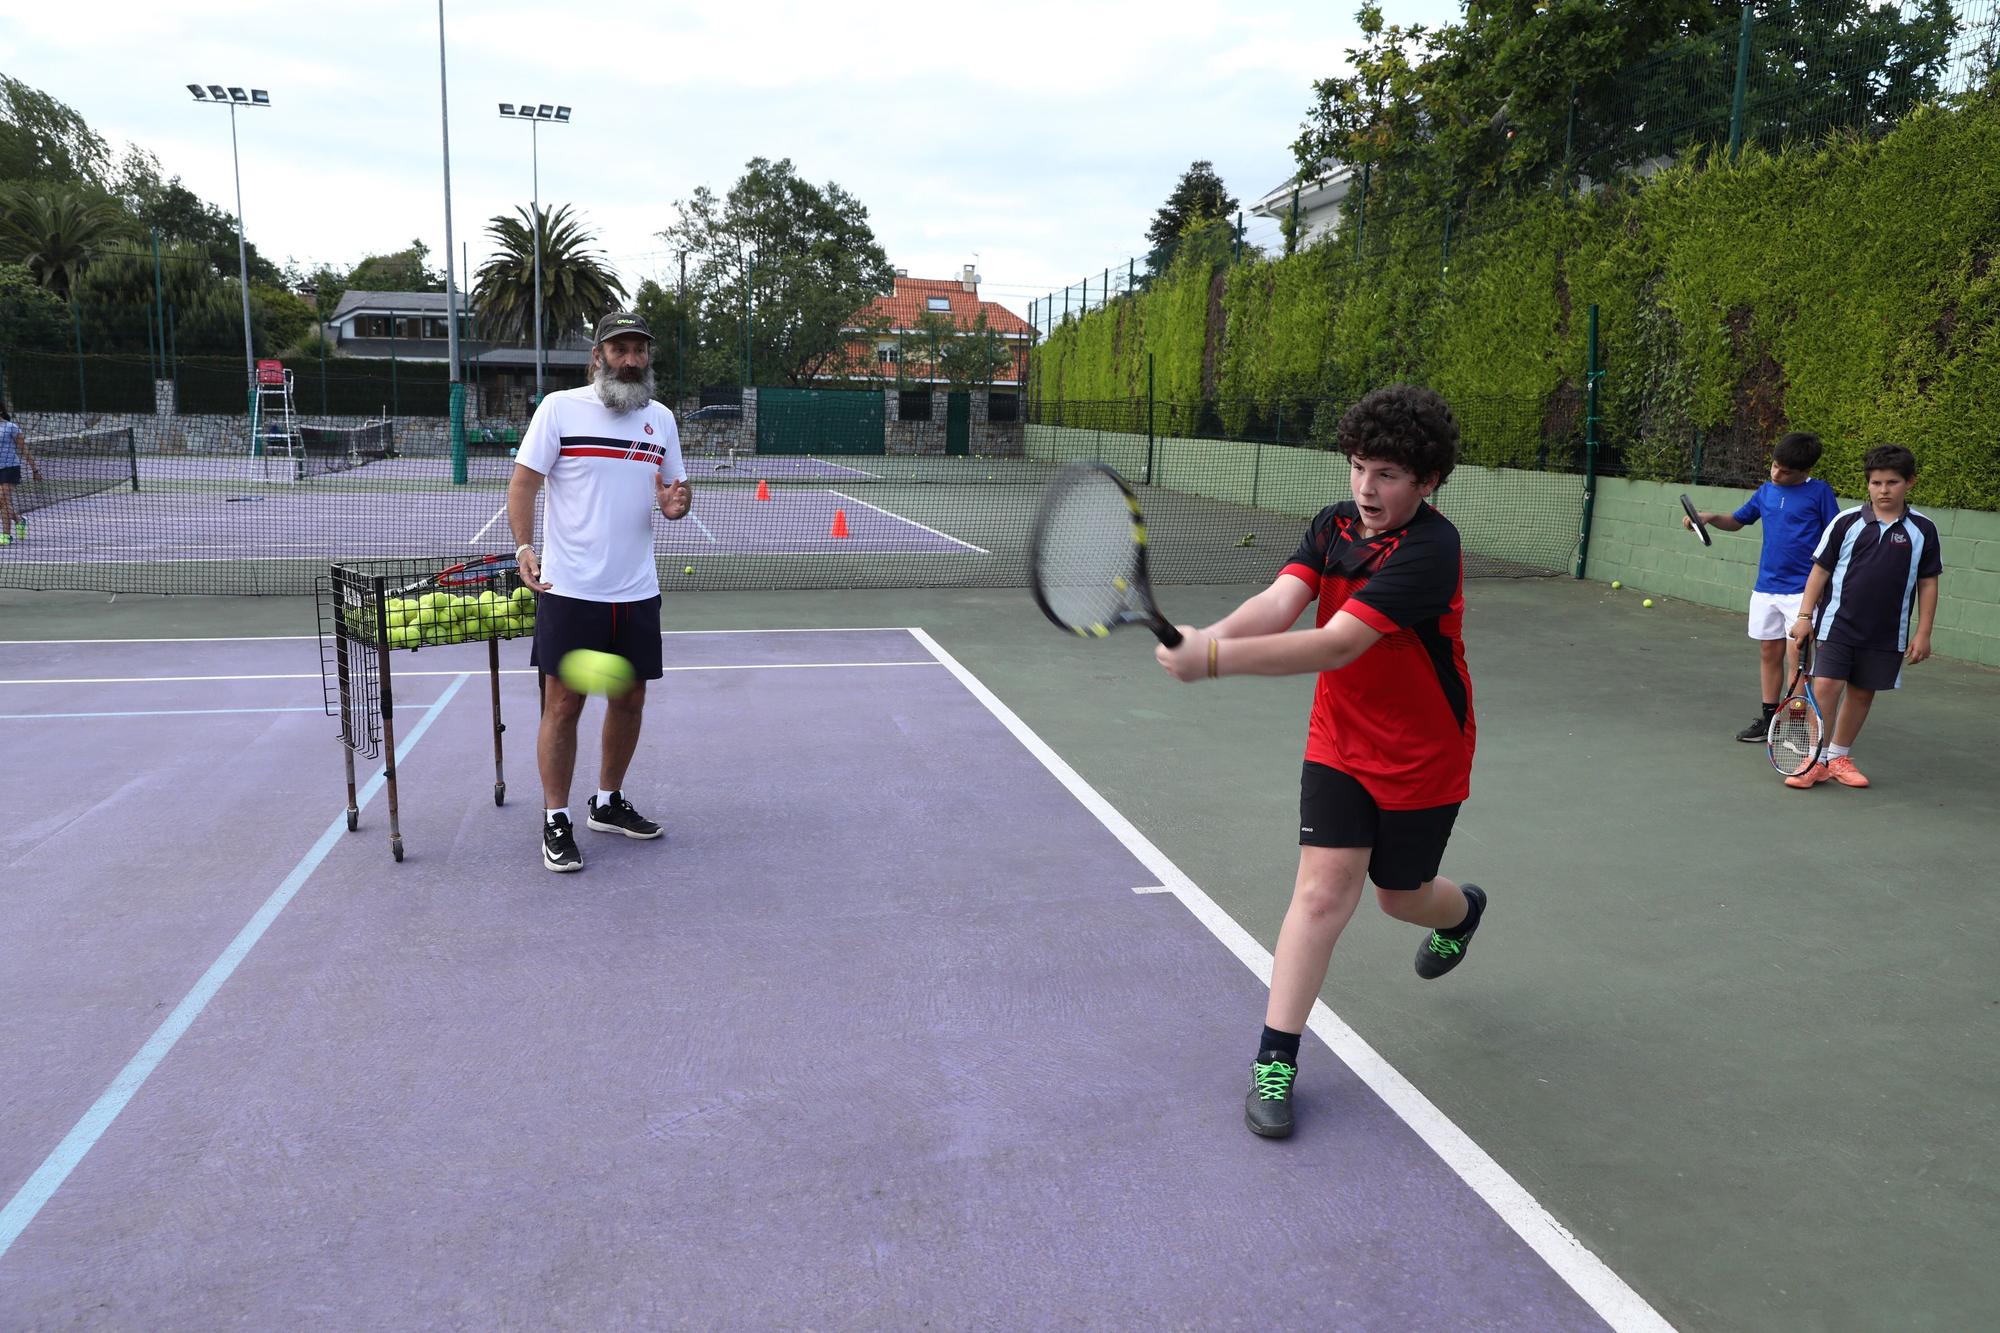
[1335,385,1459,485]
[1862,443,1917,480]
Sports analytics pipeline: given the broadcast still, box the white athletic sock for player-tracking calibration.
[1825,744,1850,760]
[546,806,570,826]
[595,788,617,807]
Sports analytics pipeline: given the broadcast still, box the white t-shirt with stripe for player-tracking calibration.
[516,384,687,603]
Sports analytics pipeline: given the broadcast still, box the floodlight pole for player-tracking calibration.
[532,117,543,399]
[437,0,467,484]
[226,101,255,403]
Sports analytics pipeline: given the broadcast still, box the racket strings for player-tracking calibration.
[1769,695,1822,773]
[1035,481,1143,630]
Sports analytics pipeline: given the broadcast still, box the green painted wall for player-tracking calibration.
[1586,477,2000,667]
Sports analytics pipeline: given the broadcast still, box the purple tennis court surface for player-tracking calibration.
[0,631,1658,1329]
[12,484,985,564]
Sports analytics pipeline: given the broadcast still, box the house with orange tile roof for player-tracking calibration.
[824,266,1036,386]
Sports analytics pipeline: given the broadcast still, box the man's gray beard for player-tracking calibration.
[594,366,655,413]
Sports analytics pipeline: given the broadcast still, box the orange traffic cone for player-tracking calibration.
[755,478,771,501]
[830,508,850,539]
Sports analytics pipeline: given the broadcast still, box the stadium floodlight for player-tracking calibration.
[188,80,272,434]
[499,100,571,399]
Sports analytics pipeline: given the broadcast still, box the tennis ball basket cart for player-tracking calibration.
[315,555,537,861]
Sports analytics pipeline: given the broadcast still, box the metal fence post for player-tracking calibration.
[1728,3,1755,161]
[71,299,87,415]
[1145,353,1156,486]
[1575,304,1601,580]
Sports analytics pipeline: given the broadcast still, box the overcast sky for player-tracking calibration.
[4,0,1463,319]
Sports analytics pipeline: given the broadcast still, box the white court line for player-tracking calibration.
[0,706,408,720]
[906,627,1674,1333]
[688,512,721,544]
[469,503,508,545]
[1130,884,1174,895]
[0,673,472,1261]
[824,489,990,555]
[1,662,945,686]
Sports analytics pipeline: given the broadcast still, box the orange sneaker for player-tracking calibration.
[1825,756,1870,788]
[1784,762,1830,789]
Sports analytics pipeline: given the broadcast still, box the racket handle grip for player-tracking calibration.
[1153,623,1183,648]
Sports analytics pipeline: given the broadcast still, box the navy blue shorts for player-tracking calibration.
[1299,762,1460,891]
[0,465,20,485]
[1812,639,1903,692]
[530,592,664,683]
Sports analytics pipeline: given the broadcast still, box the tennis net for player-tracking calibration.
[14,427,140,515]
[0,393,1587,596]
[296,420,397,480]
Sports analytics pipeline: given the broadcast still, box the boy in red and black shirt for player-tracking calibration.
[1155,385,1486,1140]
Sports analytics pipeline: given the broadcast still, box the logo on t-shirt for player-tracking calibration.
[643,423,654,435]
[1890,531,1908,545]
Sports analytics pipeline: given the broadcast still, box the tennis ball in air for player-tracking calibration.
[684,565,695,575]
[1643,598,1654,608]
[559,649,636,698]
[1610,580,1621,590]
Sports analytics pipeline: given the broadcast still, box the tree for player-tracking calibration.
[1147,161,1240,252]
[895,309,1017,390]
[0,76,112,187]
[471,203,626,345]
[126,173,285,286]
[660,157,894,386]
[0,262,69,352]
[0,185,131,298]
[346,240,444,294]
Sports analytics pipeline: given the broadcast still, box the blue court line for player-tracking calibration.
[0,704,441,721]
[0,672,471,1260]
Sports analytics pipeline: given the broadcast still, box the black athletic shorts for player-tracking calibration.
[530,591,664,683]
[1299,761,1460,891]
[0,465,19,485]
[1812,639,1903,692]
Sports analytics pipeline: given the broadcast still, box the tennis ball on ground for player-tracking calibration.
[1610,580,1621,589]
[1643,598,1654,608]
[559,649,636,698]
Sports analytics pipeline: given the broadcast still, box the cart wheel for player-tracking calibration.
[346,809,358,831]
[495,782,507,807]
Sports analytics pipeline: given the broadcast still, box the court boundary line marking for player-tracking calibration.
[0,673,473,1261]
[907,627,1673,1333]
[822,489,991,555]
[1,662,945,686]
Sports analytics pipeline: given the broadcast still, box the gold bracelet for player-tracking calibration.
[1207,637,1219,678]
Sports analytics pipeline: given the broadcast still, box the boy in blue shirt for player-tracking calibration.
[1683,431,1842,741]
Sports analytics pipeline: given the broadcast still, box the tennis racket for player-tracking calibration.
[1767,632,1825,776]
[1679,494,1712,547]
[389,553,519,598]
[1028,463,1182,646]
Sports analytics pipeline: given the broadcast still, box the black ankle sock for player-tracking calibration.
[1443,886,1484,937]
[1258,1026,1301,1062]
[1761,700,1778,715]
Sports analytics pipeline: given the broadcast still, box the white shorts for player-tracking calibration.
[1747,589,1804,640]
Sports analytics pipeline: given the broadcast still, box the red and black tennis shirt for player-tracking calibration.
[1281,500,1475,809]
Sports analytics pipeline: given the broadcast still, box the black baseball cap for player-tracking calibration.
[593,311,654,344]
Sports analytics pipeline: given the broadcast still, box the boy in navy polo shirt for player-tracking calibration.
[1782,444,1941,790]
[1154,385,1486,1140]
[1683,431,1841,741]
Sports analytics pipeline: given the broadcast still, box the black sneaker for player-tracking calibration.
[1736,714,1773,743]
[543,813,583,872]
[587,791,663,840]
[1415,884,1486,979]
[1245,1052,1298,1139]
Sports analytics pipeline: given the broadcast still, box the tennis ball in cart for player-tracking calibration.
[1643,598,1654,608]
[559,650,636,698]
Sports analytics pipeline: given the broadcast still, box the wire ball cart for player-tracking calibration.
[316,555,536,861]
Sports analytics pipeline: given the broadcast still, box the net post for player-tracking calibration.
[450,381,468,485]
[71,299,87,416]
[124,426,139,494]
[1574,303,1601,580]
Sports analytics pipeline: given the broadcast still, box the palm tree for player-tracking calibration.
[472,204,626,345]
[0,186,131,299]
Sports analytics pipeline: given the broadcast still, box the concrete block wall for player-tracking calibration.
[1586,477,2000,668]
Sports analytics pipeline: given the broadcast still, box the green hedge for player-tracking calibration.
[1033,94,2000,510]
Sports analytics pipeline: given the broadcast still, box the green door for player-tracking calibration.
[756,388,886,455]
[945,391,971,456]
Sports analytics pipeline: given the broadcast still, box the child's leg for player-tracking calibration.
[1264,845,1370,1034]
[1758,638,1786,704]
[0,483,15,529]
[1829,684,1876,748]
[1375,876,1472,929]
